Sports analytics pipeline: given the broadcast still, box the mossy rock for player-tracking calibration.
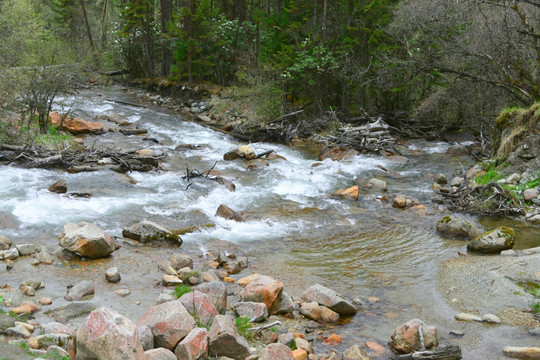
[436,215,482,239]
[467,226,515,254]
[122,220,182,247]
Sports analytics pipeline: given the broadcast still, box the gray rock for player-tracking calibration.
[435,174,448,185]
[2,248,19,260]
[277,292,295,314]
[59,222,115,258]
[528,215,540,225]
[467,226,515,254]
[299,301,340,323]
[194,281,228,312]
[44,302,96,320]
[137,325,154,351]
[122,220,181,246]
[481,314,501,323]
[233,302,268,322]
[500,249,518,257]
[302,284,356,315]
[36,248,55,265]
[454,313,482,322]
[529,328,540,336]
[436,215,482,239]
[15,243,35,256]
[506,173,521,184]
[65,280,94,301]
[169,253,193,270]
[446,144,469,155]
[42,322,75,336]
[0,313,16,331]
[450,176,464,187]
[4,324,31,338]
[342,344,369,360]
[155,293,177,305]
[0,235,12,250]
[277,332,294,347]
[294,338,313,354]
[105,267,121,283]
[208,315,251,360]
[20,280,42,290]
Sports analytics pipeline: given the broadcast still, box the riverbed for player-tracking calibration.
[1,87,539,359]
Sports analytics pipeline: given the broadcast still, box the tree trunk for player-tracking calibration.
[80,0,94,50]
[187,0,193,84]
[101,0,108,44]
[322,0,327,42]
[144,2,154,78]
[160,0,173,76]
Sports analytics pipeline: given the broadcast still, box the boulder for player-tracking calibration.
[436,215,482,239]
[277,292,296,314]
[302,284,356,316]
[259,343,294,360]
[299,301,340,323]
[332,186,359,200]
[179,291,219,325]
[208,315,251,360]
[240,275,283,315]
[342,344,369,360]
[233,302,268,322]
[42,322,75,336]
[59,222,115,258]
[392,195,420,209]
[138,299,196,350]
[467,226,515,254]
[355,177,387,192]
[144,348,177,360]
[15,243,36,256]
[0,313,16,331]
[75,307,145,360]
[2,247,19,260]
[174,327,209,360]
[435,174,448,185]
[48,180,67,194]
[524,188,539,201]
[122,221,181,246]
[223,145,256,160]
[50,112,104,135]
[65,280,94,301]
[137,325,154,351]
[215,204,245,221]
[194,281,228,312]
[169,253,193,270]
[105,267,121,283]
[390,319,438,354]
[36,248,55,265]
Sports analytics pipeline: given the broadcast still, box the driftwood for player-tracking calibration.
[22,155,63,169]
[394,345,462,360]
[182,162,235,192]
[119,128,148,135]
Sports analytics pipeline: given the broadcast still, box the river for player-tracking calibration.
[1,87,539,359]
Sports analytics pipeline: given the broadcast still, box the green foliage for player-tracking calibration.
[43,349,70,360]
[235,316,253,340]
[530,301,540,314]
[289,338,297,350]
[174,284,193,298]
[475,170,504,185]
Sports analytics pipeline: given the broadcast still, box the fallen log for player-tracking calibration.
[394,345,462,360]
[23,155,63,169]
[119,128,148,135]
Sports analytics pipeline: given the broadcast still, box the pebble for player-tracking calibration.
[449,330,465,337]
[114,289,131,297]
[482,314,501,323]
[323,334,342,346]
[105,267,121,283]
[162,274,182,286]
[39,298,52,305]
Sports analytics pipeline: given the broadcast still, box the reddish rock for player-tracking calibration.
[11,302,40,315]
[390,318,438,354]
[365,341,386,355]
[237,273,261,287]
[332,186,359,200]
[300,301,339,323]
[240,275,284,315]
[144,348,177,360]
[194,281,228,312]
[76,307,146,360]
[259,343,294,360]
[319,146,359,161]
[215,204,245,221]
[174,327,209,360]
[323,334,342,345]
[138,299,196,350]
[59,222,115,259]
[208,315,251,360]
[50,111,104,135]
[233,302,268,322]
[179,291,219,324]
[292,348,308,360]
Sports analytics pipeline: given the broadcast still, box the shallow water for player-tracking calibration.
[1,88,539,358]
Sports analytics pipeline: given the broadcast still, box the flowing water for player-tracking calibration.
[1,87,539,358]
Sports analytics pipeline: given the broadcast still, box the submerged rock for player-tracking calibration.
[390,318,438,354]
[332,186,359,200]
[215,204,245,221]
[467,226,515,254]
[48,179,67,194]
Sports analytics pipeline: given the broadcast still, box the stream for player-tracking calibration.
[1,87,539,359]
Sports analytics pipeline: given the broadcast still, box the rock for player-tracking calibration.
[278,333,295,347]
[0,235,11,250]
[506,173,521,184]
[319,146,359,161]
[355,177,387,192]
[302,284,356,316]
[39,298,52,305]
[277,292,296,314]
[208,315,251,360]
[233,302,268,322]
[48,180,67,194]
[138,299,196,350]
[446,144,469,155]
[365,341,386,355]
[163,275,183,287]
[15,243,36,256]
[20,285,35,296]
[502,347,540,359]
[179,291,219,324]
[392,195,419,209]
[174,327,209,360]
[524,188,540,201]
[65,280,94,301]
[323,334,342,345]
[529,328,540,337]
[115,289,131,297]
[450,176,464,187]
[11,302,40,315]
[194,281,228,312]
[467,226,515,254]
[59,222,115,258]
[435,174,448,184]
[76,307,146,360]
[482,314,501,323]
[2,247,19,260]
[4,323,31,338]
[50,112,104,134]
[145,348,177,360]
[45,346,70,359]
[293,348,308,360]
[42,322,74,336]
[436,215,482,239]
[36,248,55,265]
[0,313,15,331]
[105,267,121,283]
[169,253,193,270]
[390,319,438,354]
[258,343,294,360]
[300,301,340,323]
[342,344,369,360]
[20,280,41,290]
[215,204,245,221]
[294,338,313,354]
[240,275,283,315]
[122,221,181,246]
[454,313,482,322]
[137,325,154,351]
[332,186,359,200]
[529,215,540,225]
[223,145,256,160]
